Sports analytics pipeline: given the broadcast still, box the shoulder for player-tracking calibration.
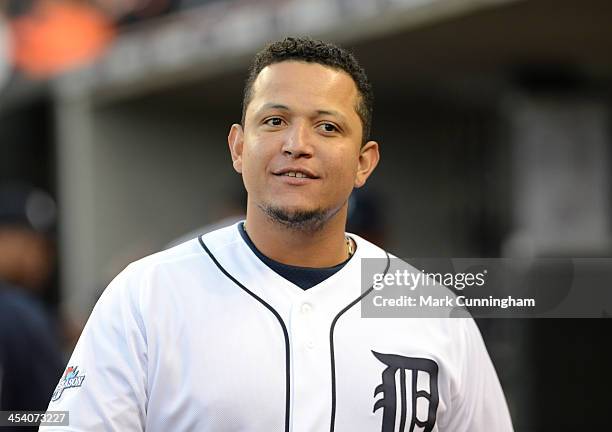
[122,222,241,279]
[98,223,242,309]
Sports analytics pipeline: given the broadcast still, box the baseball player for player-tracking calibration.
[42,37,513,431]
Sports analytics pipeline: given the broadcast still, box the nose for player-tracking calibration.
[282,121,313,159]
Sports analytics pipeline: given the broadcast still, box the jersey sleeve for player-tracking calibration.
[40,264,148,431]
[442,318,514,432]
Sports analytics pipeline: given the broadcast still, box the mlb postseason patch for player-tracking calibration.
[51,366,85,401]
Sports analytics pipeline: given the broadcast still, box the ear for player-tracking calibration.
[228,123,244,173]
[354,140,380,188]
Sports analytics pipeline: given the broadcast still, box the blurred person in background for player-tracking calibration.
[0,183,64,427]
[2,0,114,79]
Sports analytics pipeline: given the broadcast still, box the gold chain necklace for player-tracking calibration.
[244,223,354,259]
[345,235,354,258]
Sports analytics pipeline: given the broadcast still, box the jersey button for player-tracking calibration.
[300,303,313,314]
[306,340,315,349]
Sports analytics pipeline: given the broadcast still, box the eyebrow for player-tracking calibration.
[256,103,347,123]
[315,109,347,123]
[257,103,290,114]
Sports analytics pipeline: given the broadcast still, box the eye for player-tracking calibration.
[264,117,285,127]
[317,122,339,133]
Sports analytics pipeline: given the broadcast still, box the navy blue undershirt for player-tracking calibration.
[238,222,353,290]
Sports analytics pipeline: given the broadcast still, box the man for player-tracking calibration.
[42,37,513,431]
[0,183,64,431]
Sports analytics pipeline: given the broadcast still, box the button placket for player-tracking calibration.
[289,298,327,432]
[298,302,315,349]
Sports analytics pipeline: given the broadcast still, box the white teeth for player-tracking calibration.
[283,171,308,178]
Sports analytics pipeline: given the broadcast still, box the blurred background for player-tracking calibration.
[1,0,611,430]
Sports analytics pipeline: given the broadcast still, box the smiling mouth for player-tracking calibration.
[273,169,319,179]
[281,171,309,178]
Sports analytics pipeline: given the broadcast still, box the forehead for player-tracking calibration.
[248,61,360,118]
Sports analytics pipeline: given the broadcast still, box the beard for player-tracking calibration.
[259,202,343,232]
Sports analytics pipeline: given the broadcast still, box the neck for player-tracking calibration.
[244,201,350,267]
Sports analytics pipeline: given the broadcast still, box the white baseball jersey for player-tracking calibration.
[42,222,513,431]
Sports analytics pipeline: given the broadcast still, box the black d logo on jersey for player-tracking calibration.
[372,351,439,432]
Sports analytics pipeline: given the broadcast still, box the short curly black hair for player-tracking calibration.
[242,37,373,144]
